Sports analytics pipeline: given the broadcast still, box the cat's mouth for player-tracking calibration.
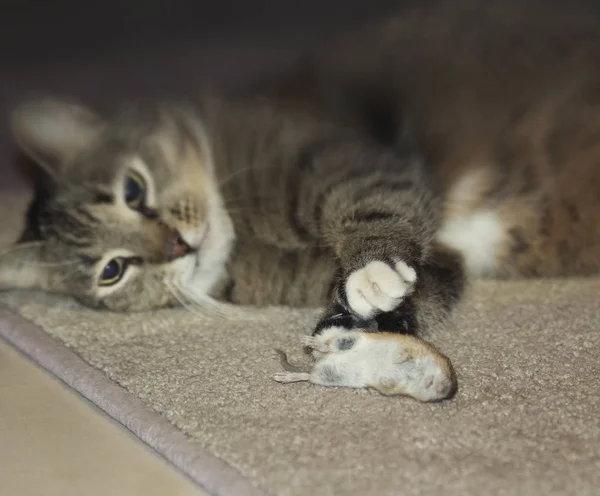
[167,225,210,283]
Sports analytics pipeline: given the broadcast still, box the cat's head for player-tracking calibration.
[2,98,234,311]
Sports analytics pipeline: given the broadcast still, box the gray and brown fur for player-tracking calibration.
[2,1,600,345]
[257,0,600,280]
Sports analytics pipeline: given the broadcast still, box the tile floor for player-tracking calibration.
[0,338,205,496]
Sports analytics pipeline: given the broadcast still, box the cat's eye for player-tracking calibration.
[124,171,146,210]
[99,257,127,286]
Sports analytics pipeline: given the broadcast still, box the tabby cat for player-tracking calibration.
[3,1,600,389]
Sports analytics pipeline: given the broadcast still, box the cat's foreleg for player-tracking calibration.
[314,244,465,338]
[408,243,466,334]
[310,151,441,320]
[294,243,464,399]
[371,243,467,335]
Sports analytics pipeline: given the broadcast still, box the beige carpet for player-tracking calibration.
[1,193,599,496]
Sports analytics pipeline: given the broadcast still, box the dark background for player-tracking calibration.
[4,0,405,67]
[1,0,405,191]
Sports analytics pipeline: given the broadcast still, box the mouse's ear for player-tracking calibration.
[10,98,105,180]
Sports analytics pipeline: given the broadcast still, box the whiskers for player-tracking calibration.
[0,242,78,268]
[0,242,84,293]
[217,162,278,189]
[164,278,248,320]
[0,242,42,265]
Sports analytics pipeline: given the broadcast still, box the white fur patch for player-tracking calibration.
[180,223,208,250]
[173,166,236,301]
[437,210,505,276]
[345,260,417,318]
[437,169,506,277]
[185,189,235,293]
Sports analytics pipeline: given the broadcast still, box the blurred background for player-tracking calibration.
[1,0,407,191]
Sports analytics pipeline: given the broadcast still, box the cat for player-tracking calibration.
[3,0,600,397]
[6,94,462,327]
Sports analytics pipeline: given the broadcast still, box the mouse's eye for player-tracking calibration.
[124,170,146,210]
[99,257,127,286]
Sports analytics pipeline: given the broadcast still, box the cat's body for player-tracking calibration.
[8,93,457,330]
[3,0,600,398]
[257,0,600,281]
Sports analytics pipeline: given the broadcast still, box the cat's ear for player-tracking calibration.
[0,242,55,292]
[10,98,104,179]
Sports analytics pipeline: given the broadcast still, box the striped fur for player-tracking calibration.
[5,0,600,343]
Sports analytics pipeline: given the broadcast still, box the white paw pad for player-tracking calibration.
[345,260,417,318]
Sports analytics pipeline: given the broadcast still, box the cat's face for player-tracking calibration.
[2,99,234,311]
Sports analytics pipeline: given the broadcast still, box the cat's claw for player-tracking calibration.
[345,260,417,319]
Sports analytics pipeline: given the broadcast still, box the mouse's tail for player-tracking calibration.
[274,349,305,373]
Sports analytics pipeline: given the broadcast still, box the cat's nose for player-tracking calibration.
[166,230,191,261]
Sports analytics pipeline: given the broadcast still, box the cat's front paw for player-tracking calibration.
[345,260,417,319]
